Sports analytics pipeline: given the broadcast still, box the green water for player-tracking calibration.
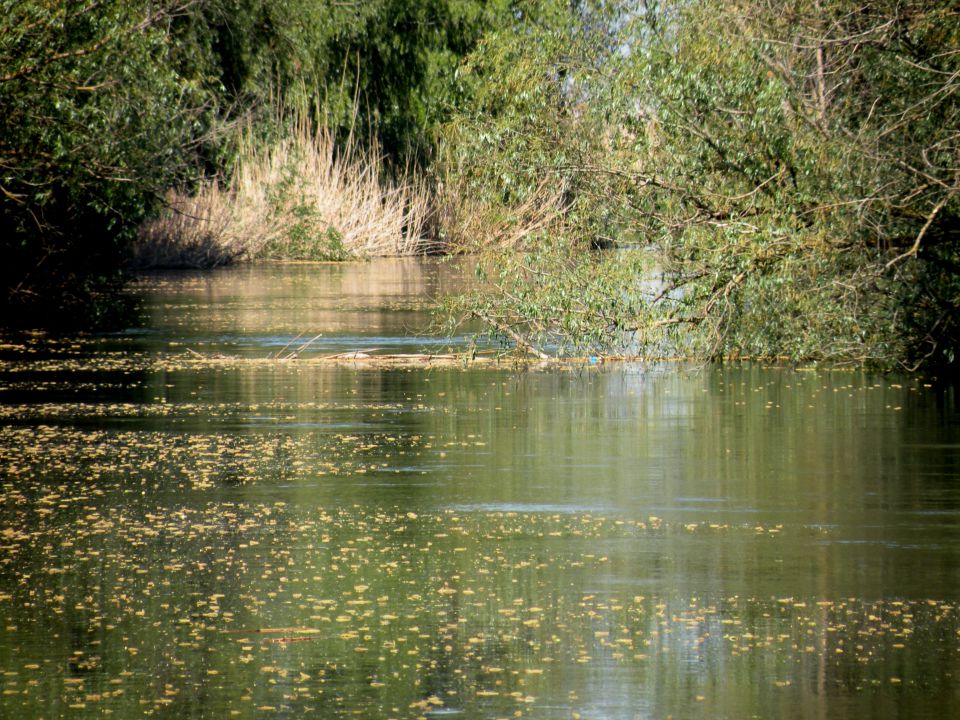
[1,260,958,719]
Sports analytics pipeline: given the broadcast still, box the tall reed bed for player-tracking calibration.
[131,116,433,268]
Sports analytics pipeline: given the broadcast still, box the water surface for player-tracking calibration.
[1,259,958,719]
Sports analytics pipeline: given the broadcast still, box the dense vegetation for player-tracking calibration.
[1,1,208,323]
[0,0,511,324]
[445,0,959,369]
[2,0,957,369]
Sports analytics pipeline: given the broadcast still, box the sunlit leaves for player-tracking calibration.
[440,0,960,368]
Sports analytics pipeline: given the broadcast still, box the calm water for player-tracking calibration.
[1,259,959,720]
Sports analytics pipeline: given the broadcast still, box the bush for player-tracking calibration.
[0,1,217,325]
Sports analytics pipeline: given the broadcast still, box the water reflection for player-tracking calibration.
[0,260,958,719]
[129,258,481,356]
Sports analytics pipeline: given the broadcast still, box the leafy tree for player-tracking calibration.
[202,0,516,159]
[0,0,218,324]
[624,0,960,367]
[0,0,514,325]
[444,0,960,368]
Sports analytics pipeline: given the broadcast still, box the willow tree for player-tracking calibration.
[203,0,516,159]
[444,0,959,368]
[624,0,960,367]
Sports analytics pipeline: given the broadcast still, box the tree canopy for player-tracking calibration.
[445,0,960,369]
[2,0,957,369]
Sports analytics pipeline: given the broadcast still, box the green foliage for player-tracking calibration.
[261,199,350,262]
[205,0,515,159]
[623,0,960,367]
[446,240,654,356]
[0,0,219,324]
[443,0,960,369]
[0,0,513,325]
[436,0,635,249]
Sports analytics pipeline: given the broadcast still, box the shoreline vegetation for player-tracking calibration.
[130,115,436,267]
[2,0,957,371]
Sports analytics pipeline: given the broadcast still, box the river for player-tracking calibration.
[1,259,958,719]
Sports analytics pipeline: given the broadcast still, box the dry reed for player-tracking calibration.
[131,116,434,268]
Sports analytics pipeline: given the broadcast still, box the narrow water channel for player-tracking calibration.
[1,259,958,719]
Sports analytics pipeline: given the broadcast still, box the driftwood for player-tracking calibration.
[170,349,711,371]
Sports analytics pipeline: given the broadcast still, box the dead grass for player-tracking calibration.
[131,116,434,269]
[131,183,246,269]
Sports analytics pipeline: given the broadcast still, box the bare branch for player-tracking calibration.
[884,187,958,270]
